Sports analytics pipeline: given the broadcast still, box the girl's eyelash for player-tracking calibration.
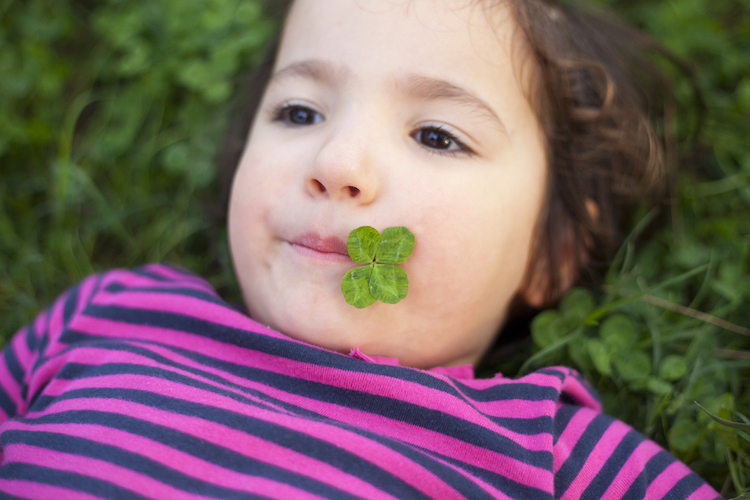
[269,102,324,126]
[412,125,475,157]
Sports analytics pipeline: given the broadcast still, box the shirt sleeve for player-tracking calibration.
[0,274,99,421]
[552,403,723,500]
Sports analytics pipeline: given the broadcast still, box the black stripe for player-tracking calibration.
[25,322,38,353]
[0,385,17,418]
[18,407,427,500]
[580,429,643,500]
[103,283,225,305]
[62,282,80,326]
[536,367,568,382]
[31,310,51,374]
[554,413,612,497]
[129,268,173,282]
[487,415,552,435]
[3,344,24,387]
[0,461,148,500]
[662,472,709,500]
[620,450,675,500]
[449,379,562,403]
[552,404,580,445]
[431,451,553,499]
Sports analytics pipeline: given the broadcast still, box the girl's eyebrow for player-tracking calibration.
[395,75,508,135]
[269,59,346,88]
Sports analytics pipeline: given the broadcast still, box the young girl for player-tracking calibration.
[0,0,724,498]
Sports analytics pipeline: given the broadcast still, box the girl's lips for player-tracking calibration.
[289,232,352,262]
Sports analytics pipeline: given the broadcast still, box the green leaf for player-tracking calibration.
[369,264,408,304]
[646,377,673,395]
[375,226,415,264]
[587,339,611,376]
[347,226,380,264]
[600,314,638,354]
[341,266,376,308]
[568,335,593,372]
[614,351,651,382]
[696,403,750,431]
[531,310,563,348]
[659,355,687,381]
[560,288,594,327]
[718,407,741,452]
[730,490,750,500]
[668,417,704,452]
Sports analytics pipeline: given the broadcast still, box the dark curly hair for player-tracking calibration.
[506,0,671,308]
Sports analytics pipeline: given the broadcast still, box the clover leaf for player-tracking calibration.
[346,226,380,264]
[341,226,415,308]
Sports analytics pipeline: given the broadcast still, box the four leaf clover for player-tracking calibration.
[341,226,415,308]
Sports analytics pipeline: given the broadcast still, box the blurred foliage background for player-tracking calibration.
[0,0,748,497]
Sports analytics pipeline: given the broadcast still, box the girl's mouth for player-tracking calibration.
[289,232,352,262]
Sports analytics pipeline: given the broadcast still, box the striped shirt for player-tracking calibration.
[0,264,721,499]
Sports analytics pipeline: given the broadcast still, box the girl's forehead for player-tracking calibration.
[277,0,521,87]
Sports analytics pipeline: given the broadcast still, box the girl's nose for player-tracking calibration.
[305,130,380,205]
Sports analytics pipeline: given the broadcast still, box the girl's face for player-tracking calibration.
[229,0,547,368]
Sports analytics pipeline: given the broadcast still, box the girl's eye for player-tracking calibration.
[411,126,473,155]
[273,104,324,126]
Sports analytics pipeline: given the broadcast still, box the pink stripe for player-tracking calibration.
[74,275,99,319]
[600,439,662,499]
[559,370,602,411]
[26,354,69,408]
[27,397,406,500]
[11,323,33,371]
[4,443,216,500]
[518,370,576,390]
[13,326,33,376]
[37,375,465,499]
[13,323,38,404]
[559,419,630,500]
[99,268,214,295]
[645,461,692,500]
[144,264,212,287]
[47,290,68,346]
[0,478,102,500]
[94,289,270,336]
[685,483,721,500]
[472,398,555,419]
[3,436,328,500]
[553,406,598,472]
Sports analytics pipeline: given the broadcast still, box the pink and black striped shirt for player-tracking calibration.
[0,265,721,499]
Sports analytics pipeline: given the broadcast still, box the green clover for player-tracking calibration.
[341,226,415,308]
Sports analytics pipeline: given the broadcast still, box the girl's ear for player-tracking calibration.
[519,199,598,308]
